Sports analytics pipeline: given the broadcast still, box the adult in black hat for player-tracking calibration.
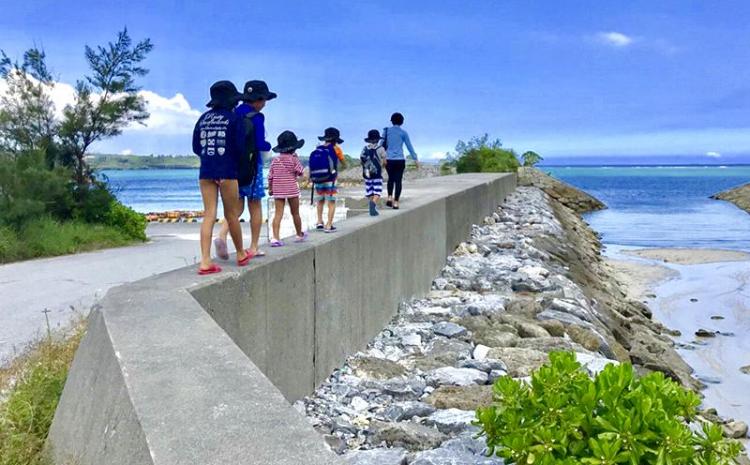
[193,80,252,275]
[206,80,243,108]
[318,127,344,144]
[273,130,305,153]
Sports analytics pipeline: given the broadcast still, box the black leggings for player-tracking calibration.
[386,160,406,200]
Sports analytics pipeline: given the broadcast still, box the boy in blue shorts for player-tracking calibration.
[215,80,276,258]
[312,127,346,233]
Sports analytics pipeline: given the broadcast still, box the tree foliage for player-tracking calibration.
[0,49,57,157]
[0,30,151,261]
[477,351,740,465]
[522,150,543,167]
[58,28,154,186]
[444,134,520,173]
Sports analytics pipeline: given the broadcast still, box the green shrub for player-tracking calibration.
[0,226,20,262]
[476,351,740,465]
[106,201,147,241]
[448,134,520,174]
[73,183,117,224]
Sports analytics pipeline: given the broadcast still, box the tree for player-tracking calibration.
[0,48,57,158]
[58,29,153,188]
[522,150,543,167]
[446,134,520,174]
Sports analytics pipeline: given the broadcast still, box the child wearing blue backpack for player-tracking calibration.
[309,127,346,233]
[360,129,386,216]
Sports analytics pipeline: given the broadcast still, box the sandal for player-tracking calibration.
[294,232,309,242]
[198,264,222,275]
[270,240,285,247]
[324,225,337,234]
[253,249,266,257]
[386,200,393,207]
[237,249,254,266]
[213,238,229,260]
[315,223,325,230]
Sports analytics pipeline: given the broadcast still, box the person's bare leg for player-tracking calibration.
[289,197,303,236]
[248,199,262,253]
[326,199,336,228]
[219,181,247,261]
[219,201,244,241]
[316,199,324,225]
[272,199,285,240]
[199,180,219,269]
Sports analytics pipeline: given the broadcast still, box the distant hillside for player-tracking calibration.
[90,154,199,170]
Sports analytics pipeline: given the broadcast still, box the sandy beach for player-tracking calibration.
[607,247,750,426]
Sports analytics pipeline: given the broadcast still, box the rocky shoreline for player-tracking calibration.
[712,182,750,215]
[298,172,741,464]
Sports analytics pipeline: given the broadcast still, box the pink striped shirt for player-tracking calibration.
[268,153,304,198]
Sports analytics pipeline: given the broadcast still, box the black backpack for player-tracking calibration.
[238,111,259,187]
[382,127,389,151]
[361,147,382,179]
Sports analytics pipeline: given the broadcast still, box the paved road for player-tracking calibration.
[0,223,204,363]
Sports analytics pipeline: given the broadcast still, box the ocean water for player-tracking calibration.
[545,166,750,251]
[102,169,203,213]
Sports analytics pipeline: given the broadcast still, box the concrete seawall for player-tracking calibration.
[47,173,516,465]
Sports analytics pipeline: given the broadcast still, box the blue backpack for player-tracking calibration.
[309,146,337,183]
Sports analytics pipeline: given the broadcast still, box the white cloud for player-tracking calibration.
[706,151,721,158]
[127,91,201,135]
[121,148,133,155]
[596,31,634,47]
[1,75,201,138]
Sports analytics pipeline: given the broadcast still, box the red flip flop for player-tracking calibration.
[198,264,222,275]
[237,249,254,267]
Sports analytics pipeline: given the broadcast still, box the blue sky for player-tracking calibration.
[2,0,749,161]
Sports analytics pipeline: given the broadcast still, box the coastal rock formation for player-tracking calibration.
[518,166,606,213]
[300,175,704,462]
[712,182,750,214]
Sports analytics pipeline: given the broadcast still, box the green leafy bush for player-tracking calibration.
[106,201,147,241]
[476,351,740,465]
[447,134,520,174]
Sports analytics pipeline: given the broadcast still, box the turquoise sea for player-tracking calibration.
[544,166,750,251]
[103,165,750,250]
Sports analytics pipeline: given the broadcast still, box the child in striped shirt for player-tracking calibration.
[268,131,306,246]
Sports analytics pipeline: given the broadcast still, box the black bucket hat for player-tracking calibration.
[273,130,305,153]
[242,80,278,102]
[365,129,381,143]
[206,80,243,108]
[318,127,344,144]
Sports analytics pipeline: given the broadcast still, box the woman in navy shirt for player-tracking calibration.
[192,81,252,274]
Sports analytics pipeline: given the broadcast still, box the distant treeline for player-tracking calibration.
[91,154,200,170]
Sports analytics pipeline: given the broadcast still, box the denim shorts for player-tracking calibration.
[239,174,265,200]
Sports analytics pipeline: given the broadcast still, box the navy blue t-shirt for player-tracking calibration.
[192,108,245,180]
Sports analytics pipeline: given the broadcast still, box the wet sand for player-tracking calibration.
[607,246,750,425]
[624,247,750,265]
[607,259,677,301]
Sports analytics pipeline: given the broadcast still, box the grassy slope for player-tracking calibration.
[0,320,85,465]
[0,217,141,264]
